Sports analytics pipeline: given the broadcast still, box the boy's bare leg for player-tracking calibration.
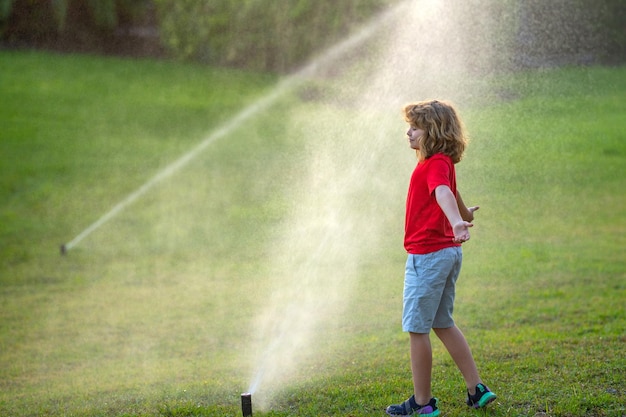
[433,325,481,394]
[410,332,433,405]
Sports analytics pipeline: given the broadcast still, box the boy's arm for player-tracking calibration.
[435,185,473,243]
[456,191,479,222]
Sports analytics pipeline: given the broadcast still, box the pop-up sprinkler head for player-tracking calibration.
[241,392,252,417]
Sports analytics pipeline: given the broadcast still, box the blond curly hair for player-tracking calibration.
[403,100,467,163]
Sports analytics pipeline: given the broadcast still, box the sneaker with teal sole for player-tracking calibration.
[386,395,440,416]
[466,383,497,408]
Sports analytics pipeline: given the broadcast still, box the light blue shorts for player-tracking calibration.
[402,247,462,333]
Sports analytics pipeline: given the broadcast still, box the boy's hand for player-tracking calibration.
[437,186,476,243]
[452,221,473,243]
[464,206,480,222]
[456,192,480,222]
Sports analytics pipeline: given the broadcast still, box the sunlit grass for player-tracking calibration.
[1,51,625,416]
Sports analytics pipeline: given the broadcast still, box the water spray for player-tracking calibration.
[58,2,407,256]
[241,393,252,417]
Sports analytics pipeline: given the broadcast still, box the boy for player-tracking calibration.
[386,100,496,416]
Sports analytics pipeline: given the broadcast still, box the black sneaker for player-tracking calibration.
[466,383,497,408]
[386,395,440,416]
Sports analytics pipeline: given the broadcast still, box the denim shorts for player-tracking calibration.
[402,246,462,333]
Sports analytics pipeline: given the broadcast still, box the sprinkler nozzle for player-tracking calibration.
[60,244,67,255]
[241,392,252,417]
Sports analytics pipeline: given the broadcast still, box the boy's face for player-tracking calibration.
[406,125,424,151]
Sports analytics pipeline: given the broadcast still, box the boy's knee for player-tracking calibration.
[433,325,455,336]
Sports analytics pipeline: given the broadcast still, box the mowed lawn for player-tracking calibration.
[1,50,625,416]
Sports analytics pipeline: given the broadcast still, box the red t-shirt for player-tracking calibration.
[404,153,460,254]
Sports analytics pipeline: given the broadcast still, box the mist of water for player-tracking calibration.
[242,0,516,408]
[61,2,404,255]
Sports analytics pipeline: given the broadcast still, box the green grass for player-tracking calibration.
[1,50,625,417]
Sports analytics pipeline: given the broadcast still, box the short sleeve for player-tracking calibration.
[425,155,452,196]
